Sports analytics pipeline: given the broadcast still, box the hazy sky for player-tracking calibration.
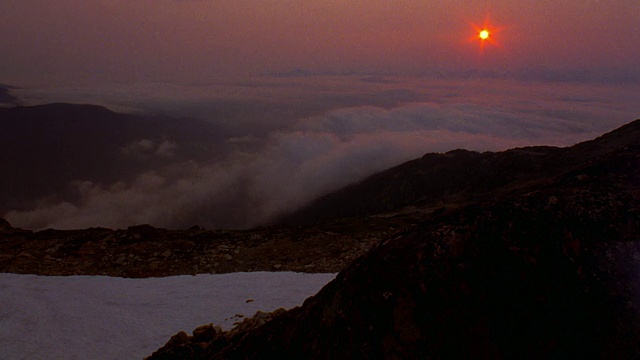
[2,1,640,230]
[2,0,639,86]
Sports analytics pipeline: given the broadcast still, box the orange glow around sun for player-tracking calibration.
[468,17,503,51]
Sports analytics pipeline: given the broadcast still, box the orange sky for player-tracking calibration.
[1,0,639,86]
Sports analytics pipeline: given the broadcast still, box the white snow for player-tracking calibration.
[0,272,336,360]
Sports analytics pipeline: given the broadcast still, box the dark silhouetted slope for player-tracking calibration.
[0,85,19,105]
[0,103,226,211]
[281,119,640,224]
[149,119,640,359]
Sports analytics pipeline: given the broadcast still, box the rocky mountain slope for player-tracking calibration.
[281,119,640,224]
[147,119,640,359]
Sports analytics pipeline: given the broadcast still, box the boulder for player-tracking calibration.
[192,325,218,343]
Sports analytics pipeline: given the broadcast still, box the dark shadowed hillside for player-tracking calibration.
[281,119,640,224]
[0,103,226,211]
[148,119,640,359]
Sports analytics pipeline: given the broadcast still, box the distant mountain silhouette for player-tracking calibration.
[0,103,227,211]
[0,84,19,105]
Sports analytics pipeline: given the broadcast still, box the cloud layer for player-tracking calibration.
[4,78,639,230]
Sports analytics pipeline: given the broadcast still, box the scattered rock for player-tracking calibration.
[192,324,217,343]
[114,255,127,265]
[167,331,189,347]
[0,213,400,277]
[146,309,287,360]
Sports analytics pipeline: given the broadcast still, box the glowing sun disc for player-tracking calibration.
[479,29,490,40]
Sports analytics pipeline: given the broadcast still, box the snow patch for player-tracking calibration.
[0,272,335,359]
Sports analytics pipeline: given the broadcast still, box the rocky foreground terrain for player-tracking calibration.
[3,119,640,358]
[146,119,640,359]
[0,216,413,276]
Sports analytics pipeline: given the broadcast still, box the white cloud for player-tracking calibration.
[121,139,178,158]
[155,140,178,157]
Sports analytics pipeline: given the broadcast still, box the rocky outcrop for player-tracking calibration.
[149,120,640,358]
[146,309,288,360]
[204,178,640,358]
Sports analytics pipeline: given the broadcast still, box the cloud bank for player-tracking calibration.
[4,78,639,230]
[1,116,619,229]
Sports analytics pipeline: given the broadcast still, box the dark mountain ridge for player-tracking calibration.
[0,84,19,105]
[281,119,640,224]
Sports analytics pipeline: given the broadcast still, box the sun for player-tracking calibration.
[467,17,503,51]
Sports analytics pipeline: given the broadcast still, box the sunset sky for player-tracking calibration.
[2,1,640,230]
[2,0,639,86]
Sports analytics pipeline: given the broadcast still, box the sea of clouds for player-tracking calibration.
[5,76,640,230]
